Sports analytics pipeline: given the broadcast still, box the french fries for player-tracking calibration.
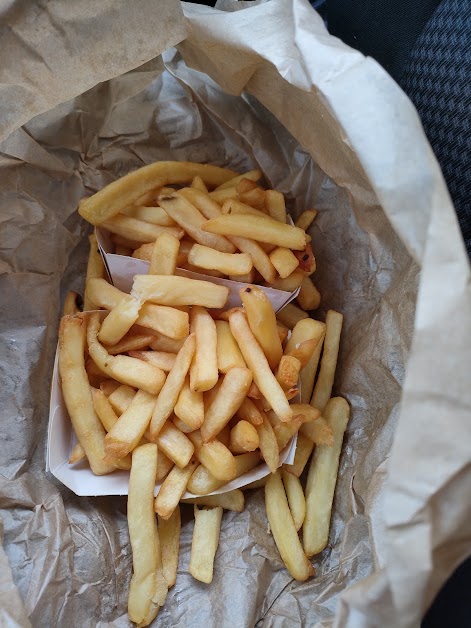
[295,209,317,231]
[132,275,229,309]
[229,420,260,453]
[281,469,306,531]
[189,306,219,393]
[189,506,223,584]
[240,285,282,370]
[310,310,343,412]
[83,233,107,310]
[181,489,244,512]
[215,320,246,373]
[158,507,181,588]
[188,431,237,482]
[102,214,184,244]
[174,376,204,429]
[149,232,180,275]
[154,460,198,519]
[188,243,253,276]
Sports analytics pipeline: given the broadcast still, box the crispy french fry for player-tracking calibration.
[209,187,239,204]
[83,233,107,311]
[188,431,237,482]
[281,469,306,532]
[155,459,198,519]
[188,243,253,276]
[189,506,223,584]
[150,336,185,353]
[129,350,176,373]
[69,441,86,464]
[235,397,264,426]
[264,189,286,223]
[98,296,142,346]
[285,318,326,369]
[228,235,277,283]
[158,507,181,588]
[275,355,301,392]
[240,285,283,371]
[128,444,167,626]
[215,169,261,191]
[154,422,194,469]
[265,471,314,581]
[215,320,246,373]
[181,489,244,512]
[201,367,253,442]
[229,310,292,422]
[222,198,266,219]
[255,411,279,473]
[295,209,317,231]
[100,379,120,396]
[102,214,183,243]
[297,277,321,310]
[58,315,114,475]
[191,175,208,192]
[310,311,343,413]
[189,306,218,393]
[106,333,156,355]
[283,433,314,477]
[187,452,260,495]
[303,398,350,557]
[269,268,305,291]
[174,376,204,430]
[122,204,178,226]
[63,291,81,316]
[108,384,136,415]
[149,232,180,275]
[132,275,229,309]
[229,420,259,453]
[156,451,174,482]
[276,303,309,329]
[105,389,157,458]
[269,247,299,278]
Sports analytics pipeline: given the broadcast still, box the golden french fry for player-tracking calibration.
[235,397,264,426]
[97,296,142,346]
[187,452,260,495]
[106,333,156,356]
[269,247,299,278]
[129,350,176,373]
[149,232,180,275]
[229,310,292,422]
[107,384,136,416]
[272,415,304,451]
[178,187,222,219]
[236,178,259,194]
[189,506,223,584]
[255,411,279,473]
[303,397,350,557]
[240,285,283,371]
[208,187,239,204]
[201,367,253,442]
[215,169,261,191]
[102,214,183,243]
[174,376,204,430]
[69,441,86,464]
[188,243,253,276]
[99,379,120,396]
[132,274,229,309]
[92,387,120,430]
[58,315,114,475]
[181,489,244,512]
[265,471,314,581]
[128,444,167,626]
[264,189,286,223]
[83,233,107,310]
[297,277,321,310]
[154,422,194,469]
[238,187,266,211]
[215,320,246,373]
[63,291,81,316]
[229,420,259,453]
[79,161,236,225]
[310,311,343,413]
[188,431,237,482]
[221,198,266,219]
[295,209,318,231]
[150,336,186,353]
[180,262,225,278]
[122,204,177,226]
[247,381,262,399]
[158,507,181,588]
[269,268,305,291]
[285,318,326,369]
[275,355,301,392]
[281,469,306,532]
[189,306,218,393]
[276,304,309,329]
[105,389,157,458]
[157,451,174,482]
[300,416,334,445]
[228,235,277,283]
[191,175,208,192]
[283,433,314,477]
[111,233,142,250]
[155,459,198,519]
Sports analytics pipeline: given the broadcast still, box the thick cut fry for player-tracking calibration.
[79,161,236,225]
[222,198,266,219]
[150,336,185,353]
[181,489,244,512]
[178,187,222,220]
[285,318,326,369]
[187,452,260,495]
[105,389,157,459]
[283,433,314,477]
[100,379,120,396]
[188,243,253,276]
[209,187,238,203]
[108,384,136,415]
[172,414,193,434]
[217,423,231,449]
[269,268,305,292]
[255,412,279,473]
[201,367,253,442]
[106,333,156,356]
[295,209,318,231]
[310,311,343,413]
[83,233,107,310]
[229,311,292,422]
[129,350,176,373]
[122,204,177,226]
[149,232,180,275]
[154,422,194,469]
[188,431,237,482]
[303,397,350,557]
[240,285,283,371]
[132,275,229,309]
[235,397,263,426]
[227,235,277,283]
[98,296,141,346]
[150,334,195,439]
[275,355,301,392]
[276,303,309,329]
[215,169,261,191]
[281,469,306,532]
[191,175,208,192]
[69,441,86,464]
[265,189,286,223]
[102,214,183,243]
[203,214,307,250]
[180,262,225,278]
[174,376,204,430]
[265,472,314,581]
[189,306,218,393]
[230,420,259,453]
[158,192,235,253]
[58,315,114,475]
[128,444,167,626]
[300,416,334,445]
[92,388,120,431]
[189,506,223,584]
[269,247,299,278]
[297,277,321,310]
[63,291,81,316]
[154,460,198,519]
[158,507,181,588]
[156,451,174,482]
[215,320,246,373]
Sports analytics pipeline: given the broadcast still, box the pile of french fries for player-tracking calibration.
[58,161,350,627]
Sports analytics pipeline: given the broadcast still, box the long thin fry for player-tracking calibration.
[283,433,314,477]
[132,275,229,309]
[102,214,183,243]
[215,169,261,191]
[281,469,306,532]
[189,307,218,393]
[154,460,198,519]
[240,285,282,371]
[158,507,181,588]
[83,233,107,310]
[310,311,343,413]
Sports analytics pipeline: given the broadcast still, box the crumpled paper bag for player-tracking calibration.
[0,1,470,627]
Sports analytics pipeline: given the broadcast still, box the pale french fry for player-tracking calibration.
[87,278,189,339]
[238,187,266,211]
[178,187,222,220]
[269,247,299,278]
[100,379,120,396]
[187,452,260,495]
[229,310,292,422]
[172,414,193,434]
[174,376,204,430]
[149,334,196,439]
[181,489,244,512]
[149,232,180,275]
[255,411,279,473]
[92,388,120,430]
[269,268,305,291]
[221,198,266,219]
[300,416,334,445]
[156,451,174,482]
[201,367,253,442]
[265,471,314,581]
[150,336,185,353]
[229,420,259,453]
[228,235,277,283]
[83,233,107,311]
[122,204,178,227]
[276,303,309,329]
[235,397,264,426]
[283,433,314,477]
[132,242,154,262]
[108,384,136,415]
[69,441,86,464]
[189,506,223,584]
[97,296,142,346]
[303,398,350,557]
[240,285,283,370]
[58,315,114,475]
[106,333,156,355]
[228,269,256,284]
[188,243,253,276]
[247,381,262,399]
[209,187,238,204]
[217,423,231,449]
[155,460,198,519]
[215,320,247,373]
[265,189,286,222]
[128,444,167,626]
[63,291,81,316]
[87,314,166,395]
[132,275,229,309]
[285,318,326,369]
[188,431,237,482]
[189,306,218,393]
[102,214,183,243]
[105,389,157,458]
[295,209,318,231]
[191,175,208,192]
[180,262,225,278]
[275,355,301,392]
[215,169,261,191]
[297,277,321,310]
[154,422,194,469]
[310,311,343,413]
[129,350,176,373]
[158,507,181,589]
[158,192,236,253]
[281,469,306,532]
[203,214,307,250]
